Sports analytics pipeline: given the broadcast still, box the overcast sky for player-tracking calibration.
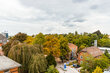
[0,0,110,35]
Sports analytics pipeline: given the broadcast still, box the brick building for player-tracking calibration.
[0,50,21,73]
[78,46,103,64]
[68,43,78,59]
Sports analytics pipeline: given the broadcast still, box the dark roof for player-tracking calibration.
[0,56,21,71]
[81,46,103,57]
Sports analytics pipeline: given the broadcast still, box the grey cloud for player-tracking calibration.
[90,5,98,9]
[63,23,76,27]
[73,19,86,22]
[46,27,55,32]
[72,0,88,3]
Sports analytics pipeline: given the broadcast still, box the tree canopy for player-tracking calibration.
[11,32,27,43]
[8,43,47,73]
[43,35,60,57]
[92,66,103,73]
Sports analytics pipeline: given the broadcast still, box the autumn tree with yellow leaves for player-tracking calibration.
[92,66,103,73]
[43,35,60,57]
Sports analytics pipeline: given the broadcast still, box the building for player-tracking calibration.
[98,47,110,54]
[68,43,78,59]
[78,46,103,64]
[108,35,110,39]
[0,33,8,47]
[0,50,21,73]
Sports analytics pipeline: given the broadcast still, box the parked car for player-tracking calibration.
[73,64,80,68]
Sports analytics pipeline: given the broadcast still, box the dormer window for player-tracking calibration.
[80,56,83,59]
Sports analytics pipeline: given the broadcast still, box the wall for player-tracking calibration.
[0,71,4,73]
[10,67,18,73]
[78,52,89,64]
[0,68,18,73]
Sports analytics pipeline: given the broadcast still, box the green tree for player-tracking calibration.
[78,44,86,53]
[11,32,27,42]
[81,55,110,73]
[98,38,110,47]
[59,36,70,59]
[66,33,74,43]
[93,30,103,39]
[81,55,96,73]
[94,55,110,70]
[29,54,47,73]
[104,50,110,59]
[2,40,20,56]
[92,66,103,73]
[8,43,47,73]
[33,33,45,45]
[46,53,57,67]
[46,65,59,73]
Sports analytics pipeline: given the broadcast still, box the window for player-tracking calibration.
[80,61,83,64]
[80,56,83,59]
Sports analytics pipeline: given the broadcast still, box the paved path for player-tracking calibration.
[56,64,79,73]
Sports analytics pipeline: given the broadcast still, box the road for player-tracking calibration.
[56,64,79,73]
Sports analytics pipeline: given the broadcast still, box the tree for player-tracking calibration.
[94,55,110,70]
[11,32,27,42]
[2,40,20,56]
[81,54,96,73]
[66,33,74,43]
[81,55,110,73]
[98,38,110,47]
[92,66,103,73]
[46,65,59,73]
[75,31,78,35]
[46,53,57,67]
[44,35,60,57]
[8,43,47,73]
[104,50,110,59]
[29,54,47,73]
[78,44,86,53]
[24,36,34,45]
[33,33,45,45]
[93,30,103,39]
[89,34,98,45]
[59,36,70,60]
[93,30,101,36]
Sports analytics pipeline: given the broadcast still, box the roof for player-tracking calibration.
[81,46,103,57]
[0,56,21,71]
[98,47,110,51]
[0,34,6,40]
[68,43,78,51]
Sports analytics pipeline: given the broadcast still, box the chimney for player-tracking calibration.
[94,40,97,47]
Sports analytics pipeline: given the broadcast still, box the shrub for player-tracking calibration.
[46,65,59,73]
[46,53,57,67]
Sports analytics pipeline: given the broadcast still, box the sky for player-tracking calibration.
[0,0,110,35]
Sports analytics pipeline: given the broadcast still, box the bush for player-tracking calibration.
[46,65,59,73]
[46,53,57,67]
